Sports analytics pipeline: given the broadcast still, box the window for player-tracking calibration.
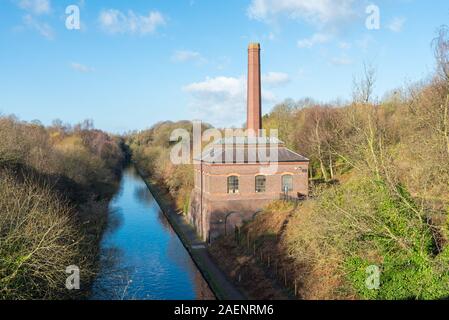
[255,175,266,193]
[282,175,293,193]
[227,176,239,194]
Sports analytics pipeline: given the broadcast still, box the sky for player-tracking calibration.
[0,0,448,133]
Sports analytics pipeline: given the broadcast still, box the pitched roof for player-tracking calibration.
[213,137,284,146]
[195,145,309,164]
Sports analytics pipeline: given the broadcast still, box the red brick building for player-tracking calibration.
[189,43,309,241]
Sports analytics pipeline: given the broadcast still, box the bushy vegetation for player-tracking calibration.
[126,121,209,214]
[0,117,126,299]
[246,30,449,300]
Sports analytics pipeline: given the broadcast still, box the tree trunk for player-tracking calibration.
[315,117,329,182]
[319,157,329,182]
[329,153,334,180]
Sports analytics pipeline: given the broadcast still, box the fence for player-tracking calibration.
[232,226,300,299]
[279,192,307,204]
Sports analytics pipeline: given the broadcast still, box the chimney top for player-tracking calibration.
[248,43,260,49]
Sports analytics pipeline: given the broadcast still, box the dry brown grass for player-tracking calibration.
[248,201,294,237]
[208,201,298,300]
[209,237,290,300]
[281,200,355,300]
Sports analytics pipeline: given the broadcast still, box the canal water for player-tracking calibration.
[90,167,214,300]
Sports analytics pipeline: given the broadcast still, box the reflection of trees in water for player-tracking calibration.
[126,166,142,181]
[134,185,154,206]
[91,247,145,300]
[110,177,126,204]
[156,208,176,233]
[103,207,124,236]
[134,185,175,234]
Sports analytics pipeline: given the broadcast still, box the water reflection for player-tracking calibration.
[134,185,174,233]
[90,166,214,300]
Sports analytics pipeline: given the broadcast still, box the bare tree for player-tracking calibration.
[431,26,449,156]
[432,25,449,82]
[353,63,377,104]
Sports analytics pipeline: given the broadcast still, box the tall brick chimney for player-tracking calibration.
[247,43,262,136]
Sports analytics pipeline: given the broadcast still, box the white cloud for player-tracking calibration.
[297,33,331,48]
[15,1,53,38]
[183,74,286,127]
[330,56,352,66]
[183,76,246,103]
[248,0,355,25]
[171,50,205,63]
[262,72,290,87]
[18,0,51,15]
[99,9,166,35]
[70,62,94,73]
[183,76,246,127]
[388,17,406,33]
[22,14,53,39]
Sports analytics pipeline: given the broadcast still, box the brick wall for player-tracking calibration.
[189,161,309,241]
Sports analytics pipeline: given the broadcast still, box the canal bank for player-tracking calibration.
[135,165,245,300]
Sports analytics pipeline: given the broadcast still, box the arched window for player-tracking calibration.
[227,176,239,194]
[255,175,266,193]
[282,174,293,193]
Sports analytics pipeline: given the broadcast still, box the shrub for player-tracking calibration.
[0,116,125,299]
[0,171,83,299]
[284,175,449,300]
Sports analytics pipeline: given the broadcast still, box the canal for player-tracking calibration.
[90,166,214,300]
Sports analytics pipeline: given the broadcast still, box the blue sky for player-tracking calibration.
[0,0,448,132]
